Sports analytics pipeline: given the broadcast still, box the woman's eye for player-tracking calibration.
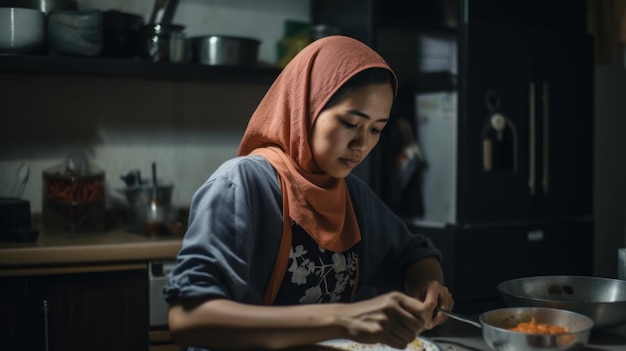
[341,120,357,129]
[371,127,382,134]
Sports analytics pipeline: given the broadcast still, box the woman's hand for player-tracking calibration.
[403,257,455,329]
[335,291,438,349]
[411,280,454,328]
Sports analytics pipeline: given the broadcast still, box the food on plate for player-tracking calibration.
[508,317,569,334]
[315,336,439,351]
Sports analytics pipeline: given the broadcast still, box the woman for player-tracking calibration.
[164,35,454,351]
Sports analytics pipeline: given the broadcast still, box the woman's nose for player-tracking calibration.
[350,129,371,151]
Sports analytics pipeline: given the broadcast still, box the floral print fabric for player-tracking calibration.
[273,222,359,305]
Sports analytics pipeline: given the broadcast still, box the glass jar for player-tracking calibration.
[42,153,105,234]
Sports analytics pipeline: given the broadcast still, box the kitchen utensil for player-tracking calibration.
[147,0,179,25]
[47,10,103,56]
[120,169,144,187]
[479,307,593,351]
[120,182,173,235]
[13,162,30,198]
[436,307,482,328]
[497,275,626,330]
[0,7,45,54]
[147,162,163,222]
[141,23,186,62]
[190,35,260,66]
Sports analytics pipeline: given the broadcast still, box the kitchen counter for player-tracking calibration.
[286,317,626,351]
[0,229,182,272]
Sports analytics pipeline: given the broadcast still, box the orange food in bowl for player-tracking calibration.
[508,317,569,334]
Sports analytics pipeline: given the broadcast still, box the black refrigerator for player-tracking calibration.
[312,0,595,314]
[392,3,595,314]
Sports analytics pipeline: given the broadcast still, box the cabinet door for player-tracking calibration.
[458,22,535,223]
[532,29,594,219]
[0,276,31,349]
[454,221,593,303]
[29,269,149,351]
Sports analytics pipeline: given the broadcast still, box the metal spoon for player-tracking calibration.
[437,307,482,329]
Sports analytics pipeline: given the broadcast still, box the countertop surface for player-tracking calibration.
[0,229,182,268]
[286,315,626,351]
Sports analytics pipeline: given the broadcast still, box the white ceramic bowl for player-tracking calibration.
[0,7,45,53]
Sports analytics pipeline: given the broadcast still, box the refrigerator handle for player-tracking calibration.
[528,81,536,195]
[542,81,550,194]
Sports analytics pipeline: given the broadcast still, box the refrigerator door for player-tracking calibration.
[457,22,534,223]
[531,29,594,220]
[456,22,593,224]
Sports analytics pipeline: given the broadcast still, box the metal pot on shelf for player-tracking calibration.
[190,35,260,66]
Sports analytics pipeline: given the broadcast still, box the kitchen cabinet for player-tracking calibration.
[0,265,149,351]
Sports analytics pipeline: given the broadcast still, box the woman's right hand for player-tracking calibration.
[335,291,435,349]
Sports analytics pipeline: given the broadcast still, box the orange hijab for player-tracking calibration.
[238,35,397,304]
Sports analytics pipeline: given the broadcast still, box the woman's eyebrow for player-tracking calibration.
[347,109,390,123]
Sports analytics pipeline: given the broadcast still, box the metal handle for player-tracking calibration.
[437,307,482,329]
[528,82,536,195]
[542,81,550,194]
[43,300,49,351]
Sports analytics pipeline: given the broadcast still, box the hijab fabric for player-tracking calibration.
[238,35,397,304]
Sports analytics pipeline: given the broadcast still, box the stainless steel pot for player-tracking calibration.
[479,307,593,351]
[497,275,626,330]
[190,35,260,66]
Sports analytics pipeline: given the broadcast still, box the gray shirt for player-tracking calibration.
[164,155,441,304]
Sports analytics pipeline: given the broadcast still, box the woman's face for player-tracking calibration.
[310,83,394,179]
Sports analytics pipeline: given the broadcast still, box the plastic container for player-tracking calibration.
[42,153,105,234]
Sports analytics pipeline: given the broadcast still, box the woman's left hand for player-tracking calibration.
[404,257,455,330]
[412,280,454,329]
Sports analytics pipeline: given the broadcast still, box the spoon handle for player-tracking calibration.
[437,307,482,329]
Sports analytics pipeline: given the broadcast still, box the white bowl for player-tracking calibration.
[0,7,45,53]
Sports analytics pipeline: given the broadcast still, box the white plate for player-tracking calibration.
[318,336,441,351]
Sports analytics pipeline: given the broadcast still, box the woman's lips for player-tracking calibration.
[340,158,361,168]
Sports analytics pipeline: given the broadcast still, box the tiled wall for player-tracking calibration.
[0,74,270,212]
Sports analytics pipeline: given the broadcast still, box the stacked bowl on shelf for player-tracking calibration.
[0,7,45,54]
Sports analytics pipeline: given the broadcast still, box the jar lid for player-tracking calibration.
[43,152,104,178]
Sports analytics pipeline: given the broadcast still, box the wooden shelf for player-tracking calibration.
[0,53,282,84]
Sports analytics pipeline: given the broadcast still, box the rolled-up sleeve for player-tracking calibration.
[164,156,283,304]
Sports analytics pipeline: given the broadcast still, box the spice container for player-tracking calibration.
[42,153,105,234]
